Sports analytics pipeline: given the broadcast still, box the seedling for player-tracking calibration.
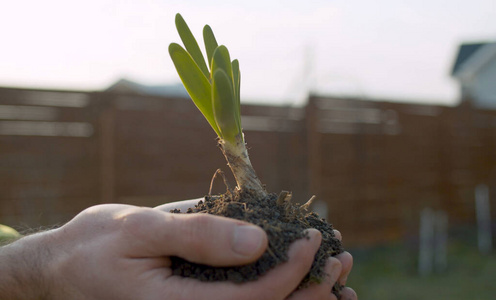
[169,13,343,295]
[169,13,265,198]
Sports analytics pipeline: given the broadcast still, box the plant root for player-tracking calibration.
[208,169,232,197]
[299,195,316,212]
[276,190,292,206]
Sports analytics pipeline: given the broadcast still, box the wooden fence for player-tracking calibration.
[0,86,494,246]
[307,96,496,245]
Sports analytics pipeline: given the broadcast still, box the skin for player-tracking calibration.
[0,199,357,300]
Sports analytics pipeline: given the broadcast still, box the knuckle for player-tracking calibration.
[182,214,216,248]
[119,208,155,238]
[66,204,129,235]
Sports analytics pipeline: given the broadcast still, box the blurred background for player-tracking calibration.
[1,0,495,298]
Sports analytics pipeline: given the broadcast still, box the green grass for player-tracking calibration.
[348,238,496,299]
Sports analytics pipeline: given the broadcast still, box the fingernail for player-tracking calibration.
[232,225,265,257]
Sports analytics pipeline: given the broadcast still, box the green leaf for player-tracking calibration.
[169,43,221,136]
[211,46,233,86]
[170,15,243,143]
[212,69,239,143]
[175,13,210,79]
[203,25,218,70]
[232,59,242,137]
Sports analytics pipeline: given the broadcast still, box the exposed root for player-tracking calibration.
[232,202,248,211]
[299,195,316,212]
[276,190,292,206]
[208,169,232,197]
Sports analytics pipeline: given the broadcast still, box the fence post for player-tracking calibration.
[434,210,448,272]
[419,208,435,276]
[475,184,492,254]
[419,208,449,275]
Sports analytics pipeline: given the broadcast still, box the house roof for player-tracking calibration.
[451,41,496,79]
[106,78,188,98]
[451,43,486,75]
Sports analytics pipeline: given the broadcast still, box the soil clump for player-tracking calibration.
[170,189,343,293]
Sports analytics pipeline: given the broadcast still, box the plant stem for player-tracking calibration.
[219,135,267,198]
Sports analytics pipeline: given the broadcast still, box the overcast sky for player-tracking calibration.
[1,0,494,106]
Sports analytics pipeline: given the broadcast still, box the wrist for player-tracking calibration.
[0,231,54,300]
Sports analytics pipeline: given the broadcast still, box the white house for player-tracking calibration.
[451,41,496,109]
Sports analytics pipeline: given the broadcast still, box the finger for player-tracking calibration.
[335,251,353,285]
[119,208,267,266]
[159,229,323,300]
[287,256,342,300]
[339,287,357,300]
[333,229,342,241]
[154,198,204,212]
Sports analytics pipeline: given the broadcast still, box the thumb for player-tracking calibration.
[120,209,268,266]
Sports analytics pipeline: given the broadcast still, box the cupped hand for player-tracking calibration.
[44,202,326,300]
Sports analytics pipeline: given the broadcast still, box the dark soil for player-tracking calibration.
[170,189,344,295]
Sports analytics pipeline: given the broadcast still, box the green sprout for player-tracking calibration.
[169,13,241,145]
[169,13,266,196]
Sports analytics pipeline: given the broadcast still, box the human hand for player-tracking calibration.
[1,199,356,300]
[25,202,325,300]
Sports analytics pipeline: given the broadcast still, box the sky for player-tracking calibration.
[0,0,495,106]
